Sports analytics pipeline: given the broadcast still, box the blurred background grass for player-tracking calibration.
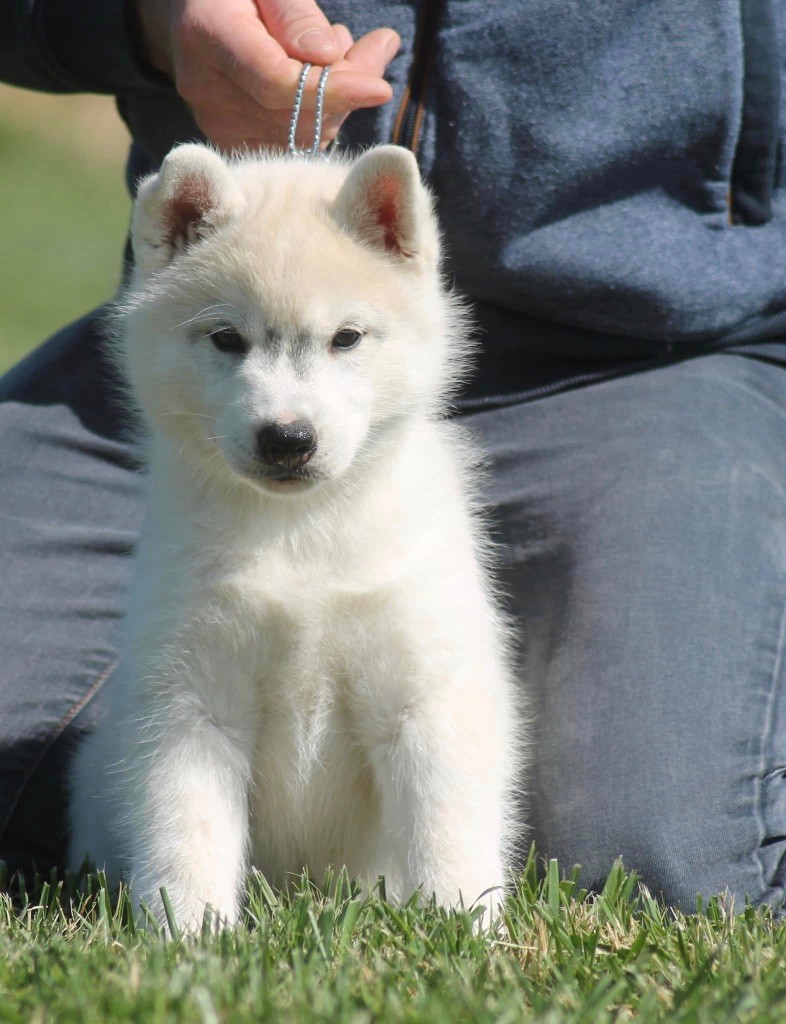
[0,84,131,373]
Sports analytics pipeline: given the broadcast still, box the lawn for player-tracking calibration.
[1,856,785,1023]
[0,86,131,373]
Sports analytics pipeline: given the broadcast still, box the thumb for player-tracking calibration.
[255,0,341,63]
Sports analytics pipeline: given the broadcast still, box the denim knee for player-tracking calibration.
[470,348,786,910]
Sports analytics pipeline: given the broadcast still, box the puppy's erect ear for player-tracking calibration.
[333,146,439,268]
[131,145,243,278]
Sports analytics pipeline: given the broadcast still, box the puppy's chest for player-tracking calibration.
[249,575,354,690]
[245,574,368,771]
[254,603,345,761]
[246,586,376,872]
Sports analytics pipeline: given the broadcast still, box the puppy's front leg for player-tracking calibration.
[127,710,252,931]
[362,653,514,924]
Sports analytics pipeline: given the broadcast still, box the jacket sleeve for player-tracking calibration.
[1,0,167,94]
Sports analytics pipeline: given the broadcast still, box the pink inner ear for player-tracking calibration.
[372,174,412,256]
[165,175,214,249]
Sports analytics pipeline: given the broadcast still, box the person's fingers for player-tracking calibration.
[341,28,401,78]
[296,29,400,114]
[331,23,354,57]
[307,29,399,112]
[204,17,392,111]
[171,0,398,151]
[320,69,393,111]
[190,61,347,152]
[254,0,340,63]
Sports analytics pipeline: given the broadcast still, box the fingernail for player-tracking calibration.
[297,29,336,54]
[384,33,401,61]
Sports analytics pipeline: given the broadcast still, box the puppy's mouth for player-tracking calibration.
[266,465,317,481]
[221,447,325,494]
[253,466,323,493]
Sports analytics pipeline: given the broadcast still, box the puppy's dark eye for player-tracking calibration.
[210,328,248,356]
[331,328,363,351]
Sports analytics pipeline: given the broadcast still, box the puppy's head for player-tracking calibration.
[119,144,468,497]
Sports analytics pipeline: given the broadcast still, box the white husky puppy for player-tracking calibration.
[69,143,521,929]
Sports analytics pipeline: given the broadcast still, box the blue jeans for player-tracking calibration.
[2,311,786,911]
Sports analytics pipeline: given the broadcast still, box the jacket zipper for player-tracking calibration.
[391,0,445,153]
[729,0,780,225]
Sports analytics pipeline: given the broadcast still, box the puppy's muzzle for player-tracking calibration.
[256,421,317,471]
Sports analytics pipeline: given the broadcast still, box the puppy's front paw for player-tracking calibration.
[134,880,239,935]
[468,885,507,936]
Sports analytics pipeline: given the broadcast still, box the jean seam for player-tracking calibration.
[0,658,118,844]
[753,595,786,894]
[706,361,786,435]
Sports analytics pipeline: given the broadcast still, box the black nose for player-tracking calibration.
[256,421,317,470]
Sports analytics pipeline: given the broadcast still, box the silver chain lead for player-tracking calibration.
[288,63,331,159]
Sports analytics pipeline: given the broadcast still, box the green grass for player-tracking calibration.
[0,111,129,373]
[2,855,785,1023]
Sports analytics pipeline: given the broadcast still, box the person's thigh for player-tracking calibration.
[0,312,143,877]
[466,349,786,912]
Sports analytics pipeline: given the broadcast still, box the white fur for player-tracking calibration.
[68,144,523,930]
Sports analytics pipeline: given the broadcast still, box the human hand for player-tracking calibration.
[135,0,400,151]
